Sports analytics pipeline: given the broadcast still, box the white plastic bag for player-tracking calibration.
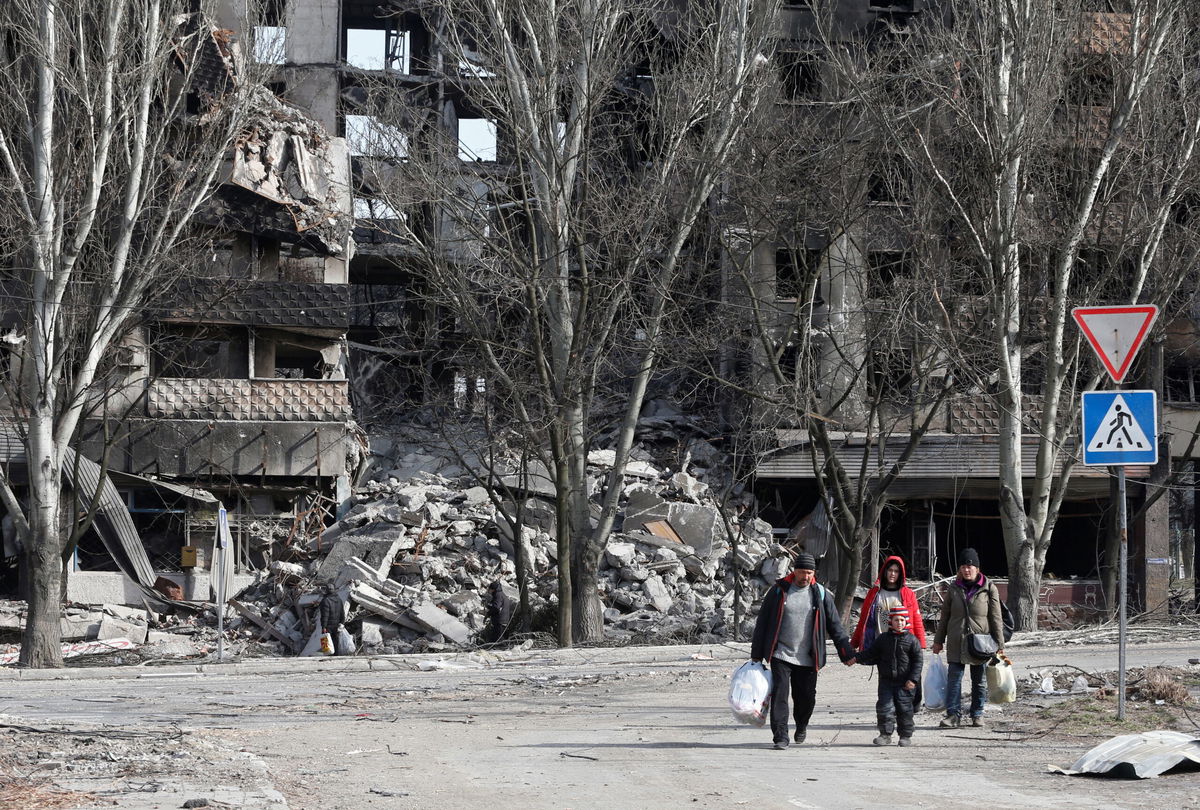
[336,626,355,656]
[319,631,334,656]
[987,655,1017,703]
[924,653,947,709]
[728,661,772,726]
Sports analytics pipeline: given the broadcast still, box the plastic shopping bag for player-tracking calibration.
[924,653,947,710]
[319,631,334,656]
[728,661,773,726]
[986,654,1017,703]
[336,626,355,656]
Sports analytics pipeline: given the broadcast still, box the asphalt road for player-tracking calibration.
[2,638,1198,809]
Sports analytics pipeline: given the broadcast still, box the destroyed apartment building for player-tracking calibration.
[1,6,358,608]
[3,0,1200,663]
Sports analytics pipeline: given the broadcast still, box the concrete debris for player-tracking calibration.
[1,405,782,661]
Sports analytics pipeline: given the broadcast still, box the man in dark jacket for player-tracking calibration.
[751,552,855,749]
[854,605,923,746]
[319,584,346,655]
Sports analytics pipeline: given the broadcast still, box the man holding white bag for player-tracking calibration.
[750,552,855,750]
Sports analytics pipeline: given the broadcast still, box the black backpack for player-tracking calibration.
[999,600,1015,642]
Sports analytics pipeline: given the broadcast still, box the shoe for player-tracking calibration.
[872,734,893,746]
[794,729,806,744]
[773,740,789,750]
[938,714,960,729]
[898,737,913,747]
[971,716,984,728]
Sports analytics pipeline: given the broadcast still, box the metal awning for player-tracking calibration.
[757,434,1146,499]
[108,471,220,504]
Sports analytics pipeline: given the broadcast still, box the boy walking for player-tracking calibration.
[853,605,923,746]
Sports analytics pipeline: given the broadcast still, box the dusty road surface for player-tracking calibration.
[2,638,1198,810]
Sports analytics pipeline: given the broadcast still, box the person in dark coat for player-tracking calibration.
[853,605,923,746]
[932,547,1005,728]
[751,552,855,750]
[319,585,346,654]
[487,579,514,643]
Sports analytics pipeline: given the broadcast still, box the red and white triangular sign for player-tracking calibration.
[1072,305,1159,383]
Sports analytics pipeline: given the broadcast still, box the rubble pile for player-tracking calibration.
[222,416,791,656]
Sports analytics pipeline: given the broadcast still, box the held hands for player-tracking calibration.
[931,642,943,655]
[904,680,916,690]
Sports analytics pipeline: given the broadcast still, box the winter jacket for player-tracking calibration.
[933,574,1004,665]
[750,574,854,669]
[319,592,344,630]
[855,629,923,684]
[850,555,928,651]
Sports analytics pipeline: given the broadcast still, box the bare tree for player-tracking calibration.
[815,0,1200,627]
[352,0,773,644]
[0,1,259,667]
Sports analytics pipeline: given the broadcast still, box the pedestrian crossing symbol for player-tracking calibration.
[1081,390,1158,466]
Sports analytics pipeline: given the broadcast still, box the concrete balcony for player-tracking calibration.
[147,378,351,422]
[161,278,350,332]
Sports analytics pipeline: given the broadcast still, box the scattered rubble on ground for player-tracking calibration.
[3,410,803,663]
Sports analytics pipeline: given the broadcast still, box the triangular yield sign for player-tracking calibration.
[1085,394,1152,453]
[1071,305,1158,383]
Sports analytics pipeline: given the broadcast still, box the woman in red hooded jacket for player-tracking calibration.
[851,555,927,652]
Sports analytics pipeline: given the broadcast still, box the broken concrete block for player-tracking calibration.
[604,541,637,569]
[760,556,791,583]
[619,565,650,583]
[60,614,101,641]
[642,575,673,613]
[359,619,384,646]
[447,520,476,535]
[97,615,147,644]
[441,590,482,618]
[406,601,472,645]
[316,530,408,582]
[500,460,556,497]
[462,486,490,507]
[669,472,709,502]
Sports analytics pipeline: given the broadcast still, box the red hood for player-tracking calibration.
[780,571,817,587]
[875,555,907,588]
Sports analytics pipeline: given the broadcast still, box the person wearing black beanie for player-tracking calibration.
[931,548,1004,729]
[750,552,855,749]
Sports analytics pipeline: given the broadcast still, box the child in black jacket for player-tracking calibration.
[853,605,923,746]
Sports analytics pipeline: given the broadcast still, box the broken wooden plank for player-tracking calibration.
[230,598,299,652]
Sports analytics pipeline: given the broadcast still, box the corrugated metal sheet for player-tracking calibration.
[1051,731,1200,778]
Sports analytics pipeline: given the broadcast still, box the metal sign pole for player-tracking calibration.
[1116,464,1127,720]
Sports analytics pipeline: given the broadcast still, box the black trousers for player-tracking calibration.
[876,676,916,738]
[769,658,818,743]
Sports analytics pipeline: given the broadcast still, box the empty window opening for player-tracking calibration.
[151,325,249,379]
[345,114,408,158]
[777,52,821,101]
[453,371,487,412]
[1166,363,1200,402]
[353,197,404,221]
[775,247,824,302]
[867,156,909,204]
[459,118,497,161]
[253,26,286,65]
[1065,57,1114,107]
[345,27,409,72]
[867,250,914,290]
[273,344,324,379]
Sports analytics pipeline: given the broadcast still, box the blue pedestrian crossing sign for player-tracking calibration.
[1081,390,1158,466]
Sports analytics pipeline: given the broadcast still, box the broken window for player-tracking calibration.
[777,51,821,101]
[453,371,487,412]
[344,114,408,158]
[353,197,404,222]
[867,344,914,404]
[272,344,324,380]
[150,325,249,379]
[253,26,286,65]
[867,250,914,294]
[345,26,409,72]
[1065,56,1114,107]
[867,155,909,204]
[459,118,498,162]
[775,247,824,302]
[1166,362,1200,402]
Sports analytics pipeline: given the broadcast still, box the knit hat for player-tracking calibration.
[888,605,910,619]
[957,548,981,568]
[792,552,817,571]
